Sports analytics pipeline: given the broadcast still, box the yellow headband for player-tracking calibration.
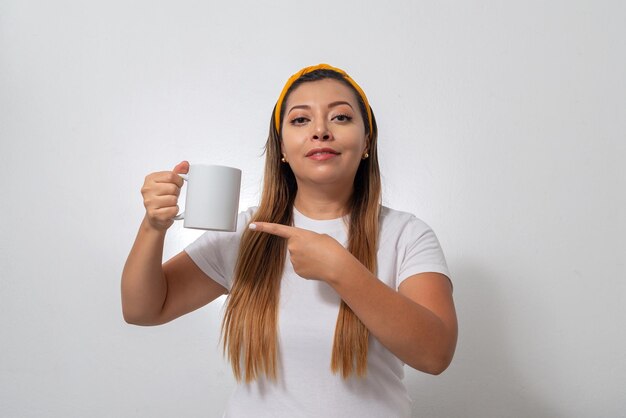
[274,63,373,139]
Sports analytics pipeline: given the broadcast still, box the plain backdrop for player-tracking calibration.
[1,1,625,417]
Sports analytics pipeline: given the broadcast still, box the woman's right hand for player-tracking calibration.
[141,161,190,231]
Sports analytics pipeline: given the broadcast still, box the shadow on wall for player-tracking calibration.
[404,261,564,418]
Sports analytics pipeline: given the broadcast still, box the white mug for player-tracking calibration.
[174,164,242,231]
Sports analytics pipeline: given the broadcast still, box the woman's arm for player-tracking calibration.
[327,264,457,375]
[248,221,457,375]
[121,161,226,326]
[121,219,226,326]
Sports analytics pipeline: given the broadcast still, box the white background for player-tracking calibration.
[1,1,624,417]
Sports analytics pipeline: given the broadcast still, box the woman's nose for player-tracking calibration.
[312,120,333,141]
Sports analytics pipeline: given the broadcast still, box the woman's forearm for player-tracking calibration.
[121,215,169,325]
[327,259,456,375]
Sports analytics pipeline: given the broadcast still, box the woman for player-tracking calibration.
[122,64,457,417]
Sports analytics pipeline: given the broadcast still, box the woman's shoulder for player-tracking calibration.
[380,205,432,230]
[235,206,259,222]
[379,206,442,247]
[240,206,258,220]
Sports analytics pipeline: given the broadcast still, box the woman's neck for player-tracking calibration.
[293,185,352,220]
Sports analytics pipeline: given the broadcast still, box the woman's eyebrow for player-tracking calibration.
[287,104,310,114]
[287,101,354,114]
[328,101,354,110]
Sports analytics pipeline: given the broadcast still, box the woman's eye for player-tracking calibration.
[290,117,308,125]
[334,114,353,122]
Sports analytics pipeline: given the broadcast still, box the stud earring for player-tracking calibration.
[362,152,369,159]
[281,155,288,163]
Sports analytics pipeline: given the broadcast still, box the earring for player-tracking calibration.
[362,152,369,159]
[281,155,288,163]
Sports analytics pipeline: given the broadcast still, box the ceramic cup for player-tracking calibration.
[173,164,241,231]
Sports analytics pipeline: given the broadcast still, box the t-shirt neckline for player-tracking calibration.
[293,206,348,233]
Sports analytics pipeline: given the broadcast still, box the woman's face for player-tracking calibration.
[280,78,368,189]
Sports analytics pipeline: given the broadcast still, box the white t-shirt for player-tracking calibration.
[185,206,450,418]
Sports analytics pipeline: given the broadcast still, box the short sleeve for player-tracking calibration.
[184,207,256,292]
[396,215,451,289]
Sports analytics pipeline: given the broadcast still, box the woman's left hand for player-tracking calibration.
[249,222,354,283]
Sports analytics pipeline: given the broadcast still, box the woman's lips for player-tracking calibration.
[305,148,340,161]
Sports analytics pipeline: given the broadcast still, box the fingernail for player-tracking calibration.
[248,223,257,230]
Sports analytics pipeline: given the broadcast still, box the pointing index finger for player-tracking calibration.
[249,222,297,238]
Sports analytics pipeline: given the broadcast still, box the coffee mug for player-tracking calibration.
[173,164,242,231]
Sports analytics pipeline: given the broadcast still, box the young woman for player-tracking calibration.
[122,64,457,417]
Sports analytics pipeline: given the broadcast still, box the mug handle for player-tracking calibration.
[173,174,188,221]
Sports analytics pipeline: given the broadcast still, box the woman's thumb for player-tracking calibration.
[173,161,190,174]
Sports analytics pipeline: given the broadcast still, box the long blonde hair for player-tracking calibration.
[221,69,381,382]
